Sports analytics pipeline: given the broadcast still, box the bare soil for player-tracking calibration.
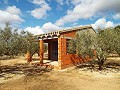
[0,57,120,90]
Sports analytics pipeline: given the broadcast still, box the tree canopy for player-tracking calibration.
[68,26,120,70]
[0,23,41,58]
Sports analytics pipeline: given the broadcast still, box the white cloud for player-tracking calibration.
[71,0,81,5]
[0,6,24,25]
[55,0,120,26]
[24,26,44,35]
[56,0,71,5]
[56,0,64,5]
[30,0,51,19]
[6,6,21,15]
[31,5,51,19]
[105,21,114,28]
[113,13,120,19]
[92,18,114,29]
[31,0,46,5]
[42,22,61,33]
[24,22,61,35]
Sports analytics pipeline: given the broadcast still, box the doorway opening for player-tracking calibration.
[51,41,58,61]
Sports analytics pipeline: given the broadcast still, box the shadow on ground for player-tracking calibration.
[0,63,52,80]
[74,59,120,73]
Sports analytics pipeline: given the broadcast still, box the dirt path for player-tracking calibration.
[0,57,120,90]
[0,68,120,90]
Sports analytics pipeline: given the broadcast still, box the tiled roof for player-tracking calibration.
[36,25,94,40]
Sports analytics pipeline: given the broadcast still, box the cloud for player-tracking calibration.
[42,22,61,33]
[0,6,24,25]
[31,5,51,19]
[56,0,71,5]
[55,0,120,26]
[31,0,46,5]
[24,26,44,35]
[71,0,81,5]
[56,0,64,5]
[92,18,114,29]
[6,6,21,15]
[30,0,51,19]
[24,22,61,35]
[105,21,114,28]
[113,13,120,19]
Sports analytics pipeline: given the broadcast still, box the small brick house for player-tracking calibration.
[37,25,95,69]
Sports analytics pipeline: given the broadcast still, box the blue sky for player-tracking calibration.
[0,0,120,35]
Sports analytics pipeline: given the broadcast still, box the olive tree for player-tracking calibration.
[0,23,28,57]
[68,27,119,70]
[114,25,120,55]
[0,23,40,59]
[0,23,14,57]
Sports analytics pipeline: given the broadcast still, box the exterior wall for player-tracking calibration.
[58,37,91,69]
[61,31,76,38]
[58,30,93,69]
[58,38,62,69]
[58,31,75,69]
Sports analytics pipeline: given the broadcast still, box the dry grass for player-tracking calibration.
[0,56,120,90]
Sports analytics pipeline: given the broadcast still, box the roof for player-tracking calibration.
[59,25,93,33]
[36,25,94,40]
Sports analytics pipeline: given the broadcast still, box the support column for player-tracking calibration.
[39,40,44,64]
[58,38,62,69]
[58,38,67,69]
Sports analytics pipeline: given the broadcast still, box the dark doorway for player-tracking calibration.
[51,42,58,61]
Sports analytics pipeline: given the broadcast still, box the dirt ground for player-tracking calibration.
[0,57,120,90]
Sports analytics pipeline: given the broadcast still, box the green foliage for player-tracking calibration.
[0,23,14,56]
[67,39,76,54]
[97,27,120,56]
[25,32,39,56]
[68,26,120,70]
[114,26,120,55]
[76,30,95,57]
[0,23,41,57]
[68,30,95,58]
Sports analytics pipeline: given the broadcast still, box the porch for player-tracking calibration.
[39,35,62,69]
[35,25,94,69]
[31,53,59,69]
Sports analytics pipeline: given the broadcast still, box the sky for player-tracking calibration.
[0,0,120,35]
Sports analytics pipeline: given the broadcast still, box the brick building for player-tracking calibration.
[37,25,95,69]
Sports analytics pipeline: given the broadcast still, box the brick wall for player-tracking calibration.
[61,31,76,37]
[58,31,91,69]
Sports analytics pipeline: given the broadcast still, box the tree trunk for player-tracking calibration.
[98,64,103,70]
[98,58,105,71]
[26,51,32,63]
[0,68,2,73]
